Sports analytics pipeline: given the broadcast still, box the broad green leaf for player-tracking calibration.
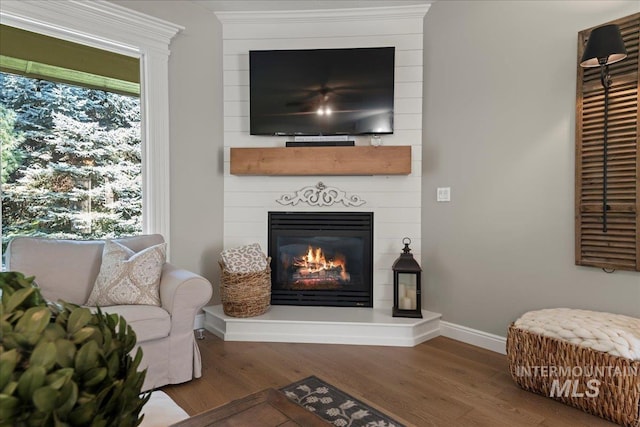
[76,390,96,406]
[33,385,59,412]
[1,333,19,350]
[2,380,17,395]
[82,367,107,388]
[68,400,96,425]
[15,306,50,334]
[88,326,103,347]
[20,331,43,347]
[55,339,77,368]
[0,349,18,391]
[55,379,78,417]
[16,273,36,288]
[0,394,19,422]
[74,340,100,374]
[17,365,46,400]
[0,348,19,364]
[30,341,57,370]
[0,366,14,392]
[0,287,13,306]
[5,287,35,313]
[66,307,91,335]
[46,368,73,390]
[43,323,66,341]
[4,309,23,325]
[72,326,96,344]
[54,309,70,327]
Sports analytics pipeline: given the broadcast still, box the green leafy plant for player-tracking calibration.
[0,271,149,426]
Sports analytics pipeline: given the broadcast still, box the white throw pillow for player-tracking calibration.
[220,242,267,273]
[86,240,167,307]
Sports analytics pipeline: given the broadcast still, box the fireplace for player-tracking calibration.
[268,212,373,307]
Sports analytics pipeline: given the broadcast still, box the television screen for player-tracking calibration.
[249,47,395,136]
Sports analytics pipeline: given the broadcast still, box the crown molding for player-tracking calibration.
[0,0,182,56]
[215,4,430,25]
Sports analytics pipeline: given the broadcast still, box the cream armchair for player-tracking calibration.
[5,234,212,391]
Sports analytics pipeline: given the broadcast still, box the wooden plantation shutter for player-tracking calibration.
[575,13,640,271]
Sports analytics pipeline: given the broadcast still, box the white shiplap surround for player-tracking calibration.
[218,5,429,310]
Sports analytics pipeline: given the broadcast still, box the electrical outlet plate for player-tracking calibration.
[437,187,451,202]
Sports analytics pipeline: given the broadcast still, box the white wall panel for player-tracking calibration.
[222,34,423,55]
[385,129,422,142]
[223,70,249,86]
[395,82,422,98]
[395,66,423,83]
[224,206,270,223]
[223,85,248,101]
[221,17,424,41]
[219,5,427,309]
[396,49,423,67]
[223,53,248,71]
[394,113,422,130]
[395,97,423,114]
[224,100,248,117]
[223,116,248,132]
[223,221,266,238]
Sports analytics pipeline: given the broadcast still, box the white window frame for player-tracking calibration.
[0,0,181,252]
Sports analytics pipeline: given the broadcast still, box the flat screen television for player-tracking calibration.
[249,47,395,136]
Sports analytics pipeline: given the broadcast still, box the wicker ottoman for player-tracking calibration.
[507,309,640,427]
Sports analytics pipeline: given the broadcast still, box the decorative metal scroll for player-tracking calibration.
[276,182,366,207]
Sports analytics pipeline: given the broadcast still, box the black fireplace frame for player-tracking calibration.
[268,211,373,307]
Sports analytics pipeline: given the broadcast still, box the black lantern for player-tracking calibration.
[392,237,422,318]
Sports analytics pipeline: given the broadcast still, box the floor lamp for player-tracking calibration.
[579,24,627,233]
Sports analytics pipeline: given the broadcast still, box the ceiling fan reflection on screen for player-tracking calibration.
[284,81,372,116]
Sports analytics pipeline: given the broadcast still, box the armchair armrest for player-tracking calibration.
[159,263,213,332]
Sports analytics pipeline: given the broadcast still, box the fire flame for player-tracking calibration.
[293,245,349,281]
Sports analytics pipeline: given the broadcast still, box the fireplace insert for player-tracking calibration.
[268,212,373,307]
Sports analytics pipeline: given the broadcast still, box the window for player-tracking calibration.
[1,25,143,251]
[1,72,142,249]
[0,1,180,258]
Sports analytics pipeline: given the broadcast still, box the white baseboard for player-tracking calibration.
[439,321,507,355]
[194,313,205,330]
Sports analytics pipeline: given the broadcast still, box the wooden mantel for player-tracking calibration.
[230,146,412,176]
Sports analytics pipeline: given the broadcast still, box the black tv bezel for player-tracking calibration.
[249,46,395,137]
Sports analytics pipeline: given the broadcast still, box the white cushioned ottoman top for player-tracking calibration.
[514,308,640,361]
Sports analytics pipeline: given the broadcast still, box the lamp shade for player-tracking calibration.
[580,24,627,67]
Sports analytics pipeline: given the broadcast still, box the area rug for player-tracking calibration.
[281,376,405,427]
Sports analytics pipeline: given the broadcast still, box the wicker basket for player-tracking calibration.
[507,324,640,427]
[219,259,271,318]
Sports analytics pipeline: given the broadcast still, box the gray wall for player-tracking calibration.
[109,0,640,334]
[112,1,224,302]
[422,1,640,337]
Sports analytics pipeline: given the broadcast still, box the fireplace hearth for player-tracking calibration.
[268,212,373,307]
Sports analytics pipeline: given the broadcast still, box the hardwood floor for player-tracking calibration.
[162,332,616,426]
